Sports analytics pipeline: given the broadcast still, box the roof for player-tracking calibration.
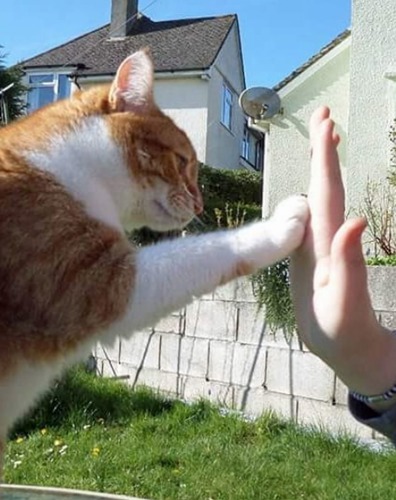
[273,29,351,91]
[21,14,236,76]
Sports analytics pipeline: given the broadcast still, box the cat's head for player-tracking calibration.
[105,49,203,232]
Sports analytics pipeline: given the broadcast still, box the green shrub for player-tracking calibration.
[195,164,261,230]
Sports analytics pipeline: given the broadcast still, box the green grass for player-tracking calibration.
[5,368,396,500]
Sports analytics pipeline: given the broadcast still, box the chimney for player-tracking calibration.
[110,0,138,38]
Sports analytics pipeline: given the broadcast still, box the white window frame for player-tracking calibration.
[26,72,71,112]
[221,82,234,131]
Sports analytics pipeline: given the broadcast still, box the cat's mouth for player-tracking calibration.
[153,200,191,227]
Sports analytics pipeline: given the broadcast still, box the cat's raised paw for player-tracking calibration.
[268,195,309,250]
[272,195,309,226]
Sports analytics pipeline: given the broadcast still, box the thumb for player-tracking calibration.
[330,217,370,302]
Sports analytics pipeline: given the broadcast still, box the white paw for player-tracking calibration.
[231,195,309,273]
[272,195,309,224]
[269,195,309,250]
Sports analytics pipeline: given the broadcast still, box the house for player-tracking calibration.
[249,0,396,218]
[20,0,263,172]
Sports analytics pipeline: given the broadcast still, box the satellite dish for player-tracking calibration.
[239,87,281,120]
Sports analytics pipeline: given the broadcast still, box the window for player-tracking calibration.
[27,73,71,112]
[242,127,250,161]
[221,83,233,130]
[241,124,264,171]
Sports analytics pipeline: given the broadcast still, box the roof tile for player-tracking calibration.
[273,29,350,91]
[21,15,236,75]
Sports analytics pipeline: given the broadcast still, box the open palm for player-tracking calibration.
[291,107,396,399]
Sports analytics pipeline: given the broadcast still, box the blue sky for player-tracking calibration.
[1,0,350,88]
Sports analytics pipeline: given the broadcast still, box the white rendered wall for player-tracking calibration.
[154,78,209,164]
[261,41,350,216]
[347,0,396,212]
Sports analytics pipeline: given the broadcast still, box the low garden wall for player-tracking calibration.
[94,266,396,441]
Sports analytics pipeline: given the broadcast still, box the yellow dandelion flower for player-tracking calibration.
[91,447,100,457]
[40,429,48,436]
[16,437,24,444]
[54,439,63,447]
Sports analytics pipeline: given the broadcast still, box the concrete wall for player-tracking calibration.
[261,39,350,217]
[206,23,246,170]
[347,0,396,213]
[94,266,396,441]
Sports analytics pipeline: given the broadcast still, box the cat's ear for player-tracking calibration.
[109,49,154,114]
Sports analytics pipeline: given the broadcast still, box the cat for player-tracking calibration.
[0,49,308,473]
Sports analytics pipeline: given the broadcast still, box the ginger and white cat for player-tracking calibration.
[0,49,308,469]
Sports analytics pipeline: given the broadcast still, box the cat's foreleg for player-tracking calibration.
[112,195,308,335]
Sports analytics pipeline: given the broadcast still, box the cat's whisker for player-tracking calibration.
[190,214,206,228]
[173,198,206,229]
[175,189,221,229]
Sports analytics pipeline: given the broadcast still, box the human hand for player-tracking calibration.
[291,106,396,407]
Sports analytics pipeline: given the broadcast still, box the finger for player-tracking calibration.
[308,112,345,261]
[309,106,330,147]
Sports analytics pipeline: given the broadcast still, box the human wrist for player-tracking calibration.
[328,324,396,396]
[338,325,396,409]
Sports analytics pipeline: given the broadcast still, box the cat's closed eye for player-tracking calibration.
[177,155,188,170]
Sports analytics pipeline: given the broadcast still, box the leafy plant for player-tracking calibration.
[214,202,247,229]
[361,180,396,256]
[250,259,296,338]
[388,119,396,175]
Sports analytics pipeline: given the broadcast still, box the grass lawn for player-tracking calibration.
[5,368,396,500]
